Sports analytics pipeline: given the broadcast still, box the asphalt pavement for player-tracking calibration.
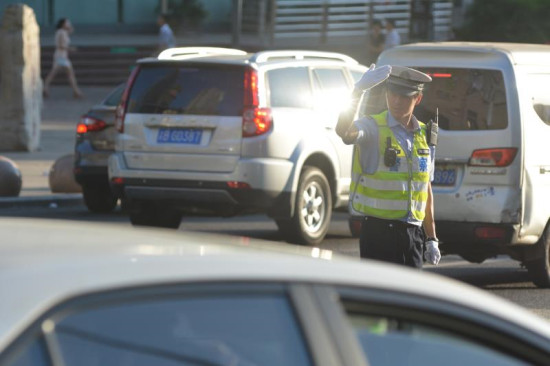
[0,86,115,209]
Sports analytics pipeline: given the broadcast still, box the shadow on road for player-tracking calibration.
[427,264,535,290]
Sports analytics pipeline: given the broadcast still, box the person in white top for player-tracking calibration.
[43,18,83,98]
[157,14,176,53]
[384,19,401,50]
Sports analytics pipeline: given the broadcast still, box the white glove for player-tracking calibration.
[354,64,392,91]
[424,240,441,265]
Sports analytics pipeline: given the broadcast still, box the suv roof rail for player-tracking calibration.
[158,47,248,60]
[250,50,358,64]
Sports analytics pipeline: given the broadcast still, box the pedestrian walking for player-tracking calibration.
[157,14,176,53]
[336,64,441,268]
[366,20,385,65]
[43,18,83,99]
[384,19,401,50]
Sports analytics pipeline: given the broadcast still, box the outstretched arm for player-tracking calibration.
[336,89,363,144]
[336,64,392,144]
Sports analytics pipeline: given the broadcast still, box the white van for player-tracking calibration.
[372,42,550,287]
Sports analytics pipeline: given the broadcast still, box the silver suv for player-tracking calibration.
[109,47,366,244]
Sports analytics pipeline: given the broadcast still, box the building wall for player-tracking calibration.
[0,0,229,31]
[0,0,46,24]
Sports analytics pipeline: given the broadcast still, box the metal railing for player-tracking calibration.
[240,0,454,46]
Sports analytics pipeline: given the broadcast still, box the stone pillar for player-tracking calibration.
[0,4,42,151]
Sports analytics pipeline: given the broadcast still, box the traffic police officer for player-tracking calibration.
[336,64,441,267]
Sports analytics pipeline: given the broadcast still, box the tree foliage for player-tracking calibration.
[456,0,550,43]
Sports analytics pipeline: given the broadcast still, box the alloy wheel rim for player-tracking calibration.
[300,181,325,234]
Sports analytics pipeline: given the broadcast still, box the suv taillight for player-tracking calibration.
[77,116,107,133]
[243,68,272,137]
[469,148,517,167]
[115,66,140,133]
[243,107,272,137]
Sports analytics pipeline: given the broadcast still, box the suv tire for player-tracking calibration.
[82,183,118,213]
[277,166,332,245]
[128,201,182,229]
[526,223,550,288]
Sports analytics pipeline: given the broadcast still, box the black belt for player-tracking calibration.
[366,216,418,228]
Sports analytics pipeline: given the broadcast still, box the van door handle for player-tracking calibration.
[540,167,550,174]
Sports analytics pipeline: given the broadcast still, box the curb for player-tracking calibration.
[0,194,84,210]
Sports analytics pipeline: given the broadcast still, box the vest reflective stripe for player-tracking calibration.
[352,194,427,216]
[350,111,430,220]
[353,174,429,192]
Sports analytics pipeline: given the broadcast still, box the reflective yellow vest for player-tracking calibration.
[350,111,431,220]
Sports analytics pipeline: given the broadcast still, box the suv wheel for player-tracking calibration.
[82,183,118,213]
[277,167,332,245]
[128,201,182,229]
[526,223,550,288]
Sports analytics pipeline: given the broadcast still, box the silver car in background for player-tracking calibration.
[74,84,125,213]
[109,47,366,244]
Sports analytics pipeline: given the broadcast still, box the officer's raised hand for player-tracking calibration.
[355,64,392,91]
[424,239,441,265]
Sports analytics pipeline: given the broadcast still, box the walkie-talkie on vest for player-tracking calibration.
[427,108,439,146]
[384,136,398,167]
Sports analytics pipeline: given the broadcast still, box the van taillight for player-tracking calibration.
[77,116,107,133]
[243,68,272,137]
[115,66,140,133]
[469,148,517,167]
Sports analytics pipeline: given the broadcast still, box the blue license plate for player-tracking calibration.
[434,167,457,186]
[157,128,202,144]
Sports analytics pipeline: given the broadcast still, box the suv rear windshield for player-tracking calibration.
[127,64,244,116]
[415,68,508,130]
[360,68,508,131]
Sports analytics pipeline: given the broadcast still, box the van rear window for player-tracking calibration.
[414,68,508,130]
[127,65,244,116]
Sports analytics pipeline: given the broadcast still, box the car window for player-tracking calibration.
[527,73,550,126]
[127,65,245,116]
[340,299,529,366]
[313,68,349,90]
[413,68,509,131]
[4,337,50,366]
[34,286,311,366]
[267,67,313,109]
[312,68,351,113]
[351,70,363,83]
[103,84,125,107]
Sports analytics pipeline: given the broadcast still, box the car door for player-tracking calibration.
[519,71,550,238]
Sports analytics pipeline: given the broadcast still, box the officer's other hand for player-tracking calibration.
[354,64,392,92]
[424,240,441,265]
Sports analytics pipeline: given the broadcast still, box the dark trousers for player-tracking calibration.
[359,216,424,268]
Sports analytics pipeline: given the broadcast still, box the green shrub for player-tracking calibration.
[160,0,208,32]
[456,0,550,43]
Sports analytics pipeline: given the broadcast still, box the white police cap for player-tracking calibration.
[386,65,432,96]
